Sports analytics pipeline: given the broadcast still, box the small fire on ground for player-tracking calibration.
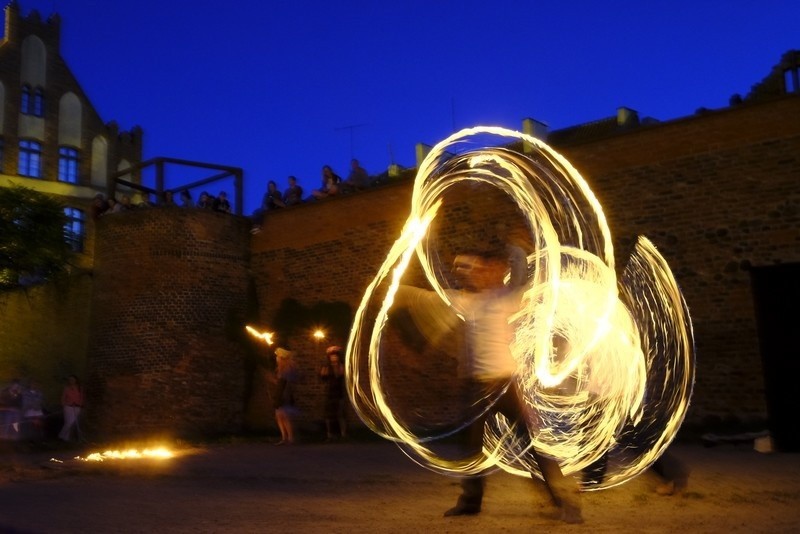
[75,447,174,462]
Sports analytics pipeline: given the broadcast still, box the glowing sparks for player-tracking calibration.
[345,126,694,490]
[246,325,274,345]
[75,447,174,462]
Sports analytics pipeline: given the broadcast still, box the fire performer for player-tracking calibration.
[394,251,583,524]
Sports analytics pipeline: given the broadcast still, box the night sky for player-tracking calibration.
[10,0,800,214]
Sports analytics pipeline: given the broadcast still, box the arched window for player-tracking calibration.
[33,87,44,116]
[63,207,85,252]
[58,146,79,183]
[18,139,42,177]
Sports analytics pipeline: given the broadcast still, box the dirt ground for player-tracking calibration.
[0,437,799,533]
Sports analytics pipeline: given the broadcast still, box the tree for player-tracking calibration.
[0,185,71,290]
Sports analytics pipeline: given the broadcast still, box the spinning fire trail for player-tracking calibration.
[345,126,694,490]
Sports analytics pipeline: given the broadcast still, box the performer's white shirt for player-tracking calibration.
[447,287,520,380]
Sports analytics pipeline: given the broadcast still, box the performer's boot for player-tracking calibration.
[444,476,483,516]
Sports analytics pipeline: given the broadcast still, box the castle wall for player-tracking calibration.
[7,96,796,440]
[250,96,800,430]
[85,207,252,438]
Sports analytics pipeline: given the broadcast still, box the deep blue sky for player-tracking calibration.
[13,0,800,214]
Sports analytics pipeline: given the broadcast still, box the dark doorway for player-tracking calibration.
[750,263,800,452]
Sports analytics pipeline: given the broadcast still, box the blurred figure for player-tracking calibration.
[282,176,303,206]
[394,252,583,524]
[58,375,84,443]
[310,165,341,200]
[653,450,691,495]
[263,180,285,210]
[341,158,370,193]
[251,180,284,234]
[0,378,23,440]
[90,193,108,220]
[119,194,133,210]
[319,346,347,441]
[21,379,45,442]
[198,191,215,209]
[161,190,176,207]
[272,348,300,445]
[214,191,232,213]
[179,189,194,208]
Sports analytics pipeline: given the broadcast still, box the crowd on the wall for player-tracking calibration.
[90,188,232,220]
[250,159,373,234]
[88,158,375,232]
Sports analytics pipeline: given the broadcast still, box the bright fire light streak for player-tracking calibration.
[246,325,274,345]
[75,447,174,462]
[345,126,695,490]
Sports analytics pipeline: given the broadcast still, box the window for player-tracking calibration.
[20,85,45,115]
[18,140,42,177]
[784,67,799,94]
[63,207,85,253]
[58,146,79,183]
[33,87,44,116]
[21,84,30,113]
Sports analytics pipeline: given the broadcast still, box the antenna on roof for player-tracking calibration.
[451,96,456,132]
[335,123,368,160]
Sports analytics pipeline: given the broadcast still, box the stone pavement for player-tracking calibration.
[0,437,798,533]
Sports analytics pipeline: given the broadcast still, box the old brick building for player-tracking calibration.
[0,3,797,444]
[0,1,143,267]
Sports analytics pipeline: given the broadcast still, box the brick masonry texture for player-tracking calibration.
[85,207,252,438]
[250,96,800,432]
[2,95,797,439]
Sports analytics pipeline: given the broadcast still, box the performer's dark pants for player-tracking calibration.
[456,378,580,510]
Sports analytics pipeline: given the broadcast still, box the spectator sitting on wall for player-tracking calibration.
[310,165,340,200]
[90,193,108,220]
[282,176,303,207]
[179,189,194,208]
[119,194,133,210]
[263,180,285,210]
[198,191,215,209]
[161,190,176,207]
[341,158,370,193]
[106,197,121,214]
[214,191,232,213]
[251,180,284,234]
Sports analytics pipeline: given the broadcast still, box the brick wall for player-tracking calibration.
[85,207,252,438]
[9,95,795,440]
[250,96,800,430]
[559,96,800,424]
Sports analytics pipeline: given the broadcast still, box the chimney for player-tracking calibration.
[617,107,639,127]
[415,142,431,168]
[522,117,549,153]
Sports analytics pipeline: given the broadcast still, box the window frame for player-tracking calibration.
[63,206,85,253]
[58,146,80,183]
[18,139,43,178]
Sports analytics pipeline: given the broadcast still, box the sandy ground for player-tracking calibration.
[0,437,799,533]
